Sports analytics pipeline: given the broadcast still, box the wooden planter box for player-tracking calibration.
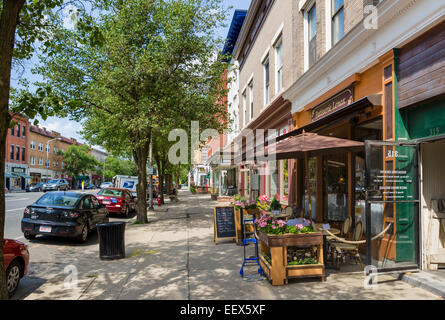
[257,231,325,286]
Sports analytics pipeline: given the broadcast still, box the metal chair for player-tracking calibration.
[327,216,352,243]
[331,221,364,269]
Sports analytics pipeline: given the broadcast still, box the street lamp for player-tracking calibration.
[46,137,62,183]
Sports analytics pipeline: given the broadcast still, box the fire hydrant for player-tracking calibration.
[157,194,162,206]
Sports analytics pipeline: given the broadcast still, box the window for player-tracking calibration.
[308,4,317,67]
[249,82,253,121]
[30,140,36,150]
[22,125,26,138]
[45,159,50,168]
[275,38,283,93]
[38,142,43,152]
[22,147,25,162]
[38,157,43,166]
[10,126,14,136]
[30,156,35,165]
[243,91,247,127]
[16,146,20,161]
[263,56,270,105]
[61,161,65,169]
[10,145,14,161]
[45,144,50,153]
[54,147,58,154]
[332,0,344,45]
[17,124,20,138]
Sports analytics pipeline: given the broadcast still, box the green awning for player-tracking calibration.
[5,173,15,179]
[13,173,32,179]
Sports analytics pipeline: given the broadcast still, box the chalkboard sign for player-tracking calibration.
[214,206,236,244]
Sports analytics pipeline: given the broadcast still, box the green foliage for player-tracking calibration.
[270,196,281,211]
[190,185,196,194]
[61,144,99,178]
[287,258,318,266]
[103,157,137,180]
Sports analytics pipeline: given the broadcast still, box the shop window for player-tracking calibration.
[280,159,289,204]
[325,154,348,222]
[269,161,278,199]
[303,157,317,221]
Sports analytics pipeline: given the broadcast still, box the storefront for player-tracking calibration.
[5,164,31,191]
[394,20,445,270]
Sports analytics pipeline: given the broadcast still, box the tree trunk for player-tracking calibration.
[0,0,26,300]
[133,145,149,224]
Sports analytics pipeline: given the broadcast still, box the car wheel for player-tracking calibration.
[6,260,22,298]
[24,232,36,240]
[77,224,89,243]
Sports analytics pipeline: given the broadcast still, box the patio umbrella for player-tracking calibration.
[266,132,365,222]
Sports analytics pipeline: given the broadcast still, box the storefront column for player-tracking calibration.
[316,156,324,223]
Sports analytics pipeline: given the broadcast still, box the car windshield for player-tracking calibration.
[47,180,59,184]
[98,189,123,197]
[35,193,81,207]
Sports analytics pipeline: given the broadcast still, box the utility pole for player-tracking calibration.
[148,134,154,210]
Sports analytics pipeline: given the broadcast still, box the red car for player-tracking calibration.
[3,239,29,297]
[96,188,136,217]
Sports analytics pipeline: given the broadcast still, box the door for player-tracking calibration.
[365,140,419,271]
[81,196,95,228]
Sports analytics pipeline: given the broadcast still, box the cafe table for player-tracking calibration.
[315,224,341,269]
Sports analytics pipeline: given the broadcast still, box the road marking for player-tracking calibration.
[5,198,29,202]
[6,207,26,212]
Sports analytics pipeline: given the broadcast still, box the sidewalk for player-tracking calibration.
[21,191,441,300]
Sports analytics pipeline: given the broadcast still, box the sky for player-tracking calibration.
[10,0,252,152]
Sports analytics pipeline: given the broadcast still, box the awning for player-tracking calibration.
[266,132,364,160]
[5,173,15,179]
[12,172,33,179]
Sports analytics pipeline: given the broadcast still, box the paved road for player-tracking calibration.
[4,190,136,299]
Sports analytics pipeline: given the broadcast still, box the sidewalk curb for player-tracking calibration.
[398,272,445,299]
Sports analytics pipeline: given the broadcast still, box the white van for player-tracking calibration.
[113,175,138,196]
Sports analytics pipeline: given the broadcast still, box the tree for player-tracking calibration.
[103,157,137,180]
[0,0,90,300]
[33,0,230,224]
[60,145,98,188]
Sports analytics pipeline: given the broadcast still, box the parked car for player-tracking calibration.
[3,238,29,297]
[26,182,44,192]
[43,179,70,192]
[96,188,136,217]
[21,191,109,243]
[84,183,96,190]
[100,182,114,189]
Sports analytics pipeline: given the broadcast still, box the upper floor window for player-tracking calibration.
[10,145,14,161]
[45,158,50,168]
[10,126,14,136]
[249,82,254,121]
[332,0,344,45]
[308,4,317,67]
[38,142,44,152]
[45,144,50,153]
[54,146,58,154]
[17,124,20,138]
[243,91,247,127]
[22,125,26,138]
[38,157,43,166]
[274,38,283,93]
[30,140,36,150]
[22,147,25,162]
[30,156,36,165]
[263,56,270,105]
[16,146,20,161]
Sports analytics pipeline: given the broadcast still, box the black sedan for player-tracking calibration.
[21,192,109,243]
[26,182,44,192]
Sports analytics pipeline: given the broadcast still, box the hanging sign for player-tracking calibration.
[311,86,354,122]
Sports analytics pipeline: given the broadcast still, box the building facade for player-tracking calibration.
[5,114,30,191]
[228,0,445,272]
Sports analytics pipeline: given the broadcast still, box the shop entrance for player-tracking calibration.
[419,137,445,269]
[365,140,420,271]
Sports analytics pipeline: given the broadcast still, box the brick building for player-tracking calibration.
[5,113,30,191]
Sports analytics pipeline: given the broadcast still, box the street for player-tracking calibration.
[5,190,135,299]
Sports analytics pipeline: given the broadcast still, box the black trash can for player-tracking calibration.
[97,222,126,260]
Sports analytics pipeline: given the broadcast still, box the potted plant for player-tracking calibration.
[270,196,281,215]
[190,185,196,194]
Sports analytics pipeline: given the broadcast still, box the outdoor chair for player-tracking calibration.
[327,216,352,243]
[331,221,364,270]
